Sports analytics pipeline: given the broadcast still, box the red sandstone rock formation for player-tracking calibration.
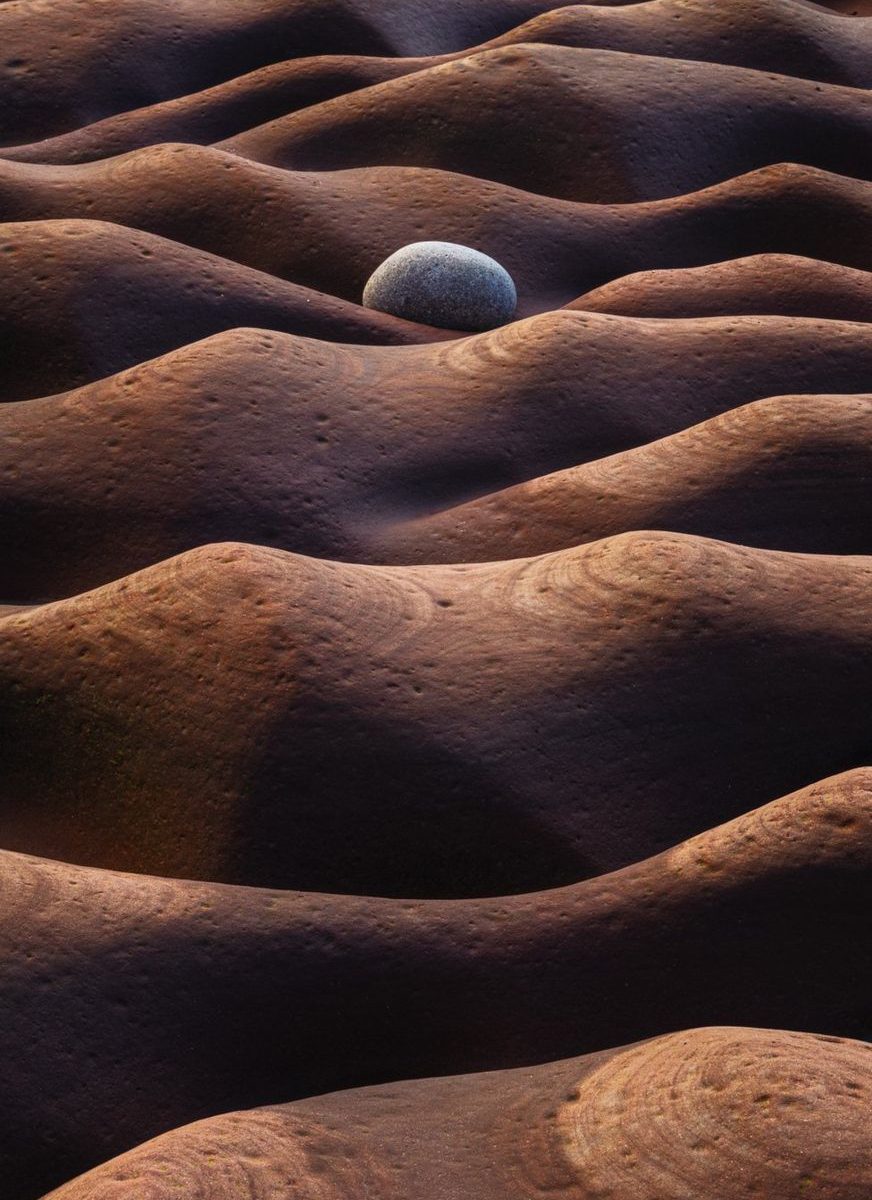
[0,1,869,1197]
[43,1028,872,1200]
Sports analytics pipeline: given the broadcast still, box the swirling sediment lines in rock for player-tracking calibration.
[0,0,870,1197]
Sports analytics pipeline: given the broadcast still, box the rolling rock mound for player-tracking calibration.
[4,316,872,594]
[1,0,871,1198]
[41,1028,872,1200]
[0,771,870,1194]
[569,252,872,320]
[0,219,452,402]
[2,533,872,896]
[381,392,872,562]
[5,157,872,318]
[4,0,872,164]
[0,0,861,147]
[0,0,581,143]
[218,47,872,200]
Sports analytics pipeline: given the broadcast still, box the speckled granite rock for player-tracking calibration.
[363,240,516,330]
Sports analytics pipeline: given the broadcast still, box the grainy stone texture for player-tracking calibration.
[2,534,872,899]
[2,774,872,1195]
[221,46,872,200]
[2,2,872,1199]
[363,240,516,330]
[6,153,872,327]
[4,316,872,600]
[5,0,872,163]
[39,1027,872,1200]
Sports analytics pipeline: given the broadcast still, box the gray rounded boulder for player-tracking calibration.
[362,241,517,331]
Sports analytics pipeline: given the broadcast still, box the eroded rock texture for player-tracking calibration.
[0,0,869,1197]
[43,1028,872,1200]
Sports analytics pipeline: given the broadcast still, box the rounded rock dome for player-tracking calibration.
[559,1027,872,1199]
[362,241,517,331]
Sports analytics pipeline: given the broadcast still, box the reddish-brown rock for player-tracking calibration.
[4,316,872,597]
[0,219,453,402]
[5,0,871,166]
[0,3,869,1199]
[42,1027,872,1200]
[0,769,868,1195]
[220,46,872,201]
[378,392,872,562]
[570,253,872,320]
[4,154,872,316]
[0,0,575,143]
[1,535,872,894]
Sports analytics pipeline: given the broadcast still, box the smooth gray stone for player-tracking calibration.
[363,241,517,331]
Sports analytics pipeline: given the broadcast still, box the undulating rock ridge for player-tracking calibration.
[0,769,870,1195]
[0,0,580,143]
[218,47,872,200]
[2,534,872,895]
[1,1,870,1197]
[4,316,872,595]
[378,392,872,562]
[5,156,872,316]
[488,0,872,84]
[569,253,872,320]
[41,1027,872,1200]
[4,0,872,164]
[0,0,858,147]
[0,219,454,402]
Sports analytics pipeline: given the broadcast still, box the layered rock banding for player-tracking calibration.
[41,1028,872,1200]
[1,1,870,1198]
[0,771,870,1195]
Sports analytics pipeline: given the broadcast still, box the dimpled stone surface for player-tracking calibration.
[363,241,517,331]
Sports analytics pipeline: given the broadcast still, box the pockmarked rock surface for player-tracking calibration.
[3,315,872,597]
[1,536,872,895]
[4,0,872,165]
[0,769,869,1195]
[570,253,872,321]
[6,154,872,323]
[363,241,516,330]
[219,46,872,201]
[0,0,580,143]
[41,1028,872,1200]
[0,219,454,403]
[1,1,871,1198]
